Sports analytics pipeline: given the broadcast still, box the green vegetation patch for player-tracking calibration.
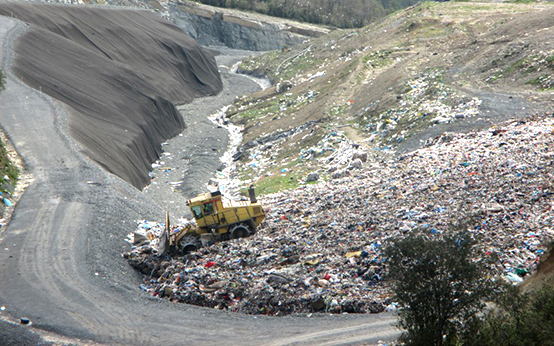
[275,54,327,82]
[526,74,554,90]
[255,172,301,195]
[0,69,5,92]
[487,53,554,87]
[401,18,453,39]
[470,283,554,345]
[0,140,19,196]
[362,50,392,68]
[236,99,280,122]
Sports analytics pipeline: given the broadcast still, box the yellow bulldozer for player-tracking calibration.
[159,187,265,255]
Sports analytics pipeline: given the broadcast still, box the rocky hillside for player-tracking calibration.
[0,3,222,189]
[170,0,330,50]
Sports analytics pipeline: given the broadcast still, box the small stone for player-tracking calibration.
[486,203,504,213]
[349,159,363,170]
[305,172,319,182]
[332,170,350,179]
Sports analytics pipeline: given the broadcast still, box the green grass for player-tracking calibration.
[237,99,280,122]
[276,55,326,81]
[255,172,303,195]
[509,0,536,4]
[450,3,503,11]
[504,58,524,74]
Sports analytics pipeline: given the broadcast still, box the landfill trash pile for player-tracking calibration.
[124,114,554,315]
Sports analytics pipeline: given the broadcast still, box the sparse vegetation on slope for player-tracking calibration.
[0,69,5,91]
[227,1,554,194]
[0,140,18,196]
[0,70,16,199]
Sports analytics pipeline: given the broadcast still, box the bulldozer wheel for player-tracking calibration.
[179,235,200,255]
[230,224,249,239]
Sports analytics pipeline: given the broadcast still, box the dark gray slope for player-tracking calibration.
[0,3,223,189]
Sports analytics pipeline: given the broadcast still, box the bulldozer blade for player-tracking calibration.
[159,229,169,256]
[166,210,170,234]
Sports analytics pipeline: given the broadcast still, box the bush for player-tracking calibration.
[470,283,554,346]
[0,69,5,92]
[0,139,19,196]
[385,232,496,346]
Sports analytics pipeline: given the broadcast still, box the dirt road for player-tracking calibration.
[0,16,398,346]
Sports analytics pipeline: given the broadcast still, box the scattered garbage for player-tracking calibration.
[125,114,554,315]
[276,80,293,93]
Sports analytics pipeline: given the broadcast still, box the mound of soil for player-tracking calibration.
[0,3,223,189]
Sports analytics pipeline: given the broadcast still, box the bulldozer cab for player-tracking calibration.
[187,191,224,228]
[190,202,215,220]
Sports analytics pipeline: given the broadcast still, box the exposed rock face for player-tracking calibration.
[0,3,222,189]
[170,3,325,51]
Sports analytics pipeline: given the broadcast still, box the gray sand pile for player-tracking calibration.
[0,3,223,188]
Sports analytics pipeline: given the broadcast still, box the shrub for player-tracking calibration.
[470,283,554,346]
[0,69,5,92]
[385,232,496,346]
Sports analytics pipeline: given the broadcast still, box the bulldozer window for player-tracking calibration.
[202,202,215,216]
[191,205,203,220]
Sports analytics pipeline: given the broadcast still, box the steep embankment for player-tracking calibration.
[0,3,222,189]
[170,0,330,51]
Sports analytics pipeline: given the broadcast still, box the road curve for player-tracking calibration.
[0,16,399,346]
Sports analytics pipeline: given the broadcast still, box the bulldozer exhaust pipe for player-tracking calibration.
[248,185,257,203]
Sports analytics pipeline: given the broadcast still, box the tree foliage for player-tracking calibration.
[385,233,495,346]
[192,0,420,28]
[468,283,554,346]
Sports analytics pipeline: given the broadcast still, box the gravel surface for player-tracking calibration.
[143,47,263,219]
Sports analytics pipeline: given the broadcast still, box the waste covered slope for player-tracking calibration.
[125,115,554,315]
[0,3,223,189]
[229,2,554,193]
